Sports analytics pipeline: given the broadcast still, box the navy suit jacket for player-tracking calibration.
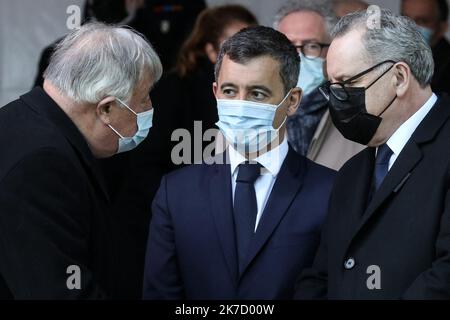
[143,148,335,299]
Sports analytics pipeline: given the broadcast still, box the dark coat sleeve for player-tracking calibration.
[0,148,107,299]
[142,176,184,299]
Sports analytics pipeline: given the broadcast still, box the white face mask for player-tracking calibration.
[417,25,433,44]
[297,52,326,96]
[215,90,291,154]
[108,98,153,154]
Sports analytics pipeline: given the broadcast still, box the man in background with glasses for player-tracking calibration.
[275,0,364,170]
[295,9,450,299]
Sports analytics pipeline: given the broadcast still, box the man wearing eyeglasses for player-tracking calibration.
[295,9,450,299]
[275,0,364,170]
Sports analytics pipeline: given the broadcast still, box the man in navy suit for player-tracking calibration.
[143,26,336,300]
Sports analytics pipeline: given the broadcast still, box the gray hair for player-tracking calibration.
[44,22,163,104]
[332,8,434,87]
[274,0,339,38]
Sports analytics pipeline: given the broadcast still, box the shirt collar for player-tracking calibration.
[386,93,438,157]
[229,137,289,177]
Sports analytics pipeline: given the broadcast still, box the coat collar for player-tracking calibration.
[239,146,305,278]
[344,95,450,253]
[20,87,110,201]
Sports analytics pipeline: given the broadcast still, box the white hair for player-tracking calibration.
[44,22,163,104]
[332,9,434,87]
[273,0,339,37]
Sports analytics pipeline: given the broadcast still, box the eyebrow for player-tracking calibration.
[301,39,322,43]
[220,83,273,96]
[247,85,273,95]
[220,82,237,90]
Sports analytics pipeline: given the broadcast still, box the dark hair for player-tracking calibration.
[83,0,128,24]
[437,0,449,22]
[175,5,258,77]
[215,26,300,94]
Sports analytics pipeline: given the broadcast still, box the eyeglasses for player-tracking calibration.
[294,42,330,59]
[319,60,397,102]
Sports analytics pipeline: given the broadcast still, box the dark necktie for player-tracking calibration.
[233,162,262,273]
[372,143,393,192]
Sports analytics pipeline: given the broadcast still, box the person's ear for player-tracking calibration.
[286,88,303,116]
[212,82,218,99]
[205,43,218,63]
[96,96,117,125]
[392,62,410,98]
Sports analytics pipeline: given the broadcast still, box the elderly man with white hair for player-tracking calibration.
[0,23,162,299]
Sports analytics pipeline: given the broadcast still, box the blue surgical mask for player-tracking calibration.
[297,52,326,96]
[215,91,291,154]
[417,25,433,44]
[108,98,153,154]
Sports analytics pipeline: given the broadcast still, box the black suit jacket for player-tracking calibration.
[295,95,450,299]
[0,88,113,299]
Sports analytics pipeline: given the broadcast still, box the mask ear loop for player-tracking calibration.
[275,116,288,131]
[277,89,293,107]
[107,98,134,139]
[273,89,294,130]
[116,97,138,116]
[110,97,148,139]
[378,94,397,117]
[366,62,396,91]
[365,63,397,118]
[108,124,125,139]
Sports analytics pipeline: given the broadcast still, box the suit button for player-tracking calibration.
[344,258,355,270]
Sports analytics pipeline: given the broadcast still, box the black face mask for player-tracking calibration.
[324,60,397,145]
[329,87,396,145]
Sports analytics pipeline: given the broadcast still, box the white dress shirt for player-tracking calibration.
[381,93,438,170]
[229,137,289,232]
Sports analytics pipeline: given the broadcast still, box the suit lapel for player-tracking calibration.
[208,152,239,285]
[345,95,450,251]
[347,147,376,218]
[343,143,422,253]
[338,148,375,259]
[239,148,305,277]
[365,143,421,219]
